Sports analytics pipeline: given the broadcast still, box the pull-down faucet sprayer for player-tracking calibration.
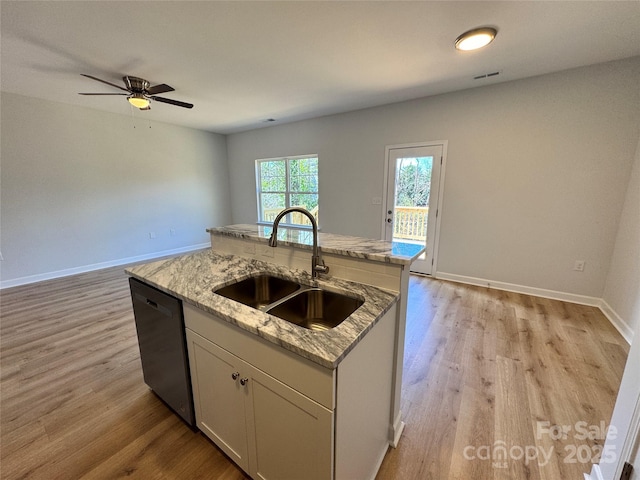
[268,207,329,279]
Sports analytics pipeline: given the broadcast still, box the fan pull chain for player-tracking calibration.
[130,103,137,129]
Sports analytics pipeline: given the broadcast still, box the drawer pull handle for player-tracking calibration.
[231,372,240,380]
[240,378,249,386]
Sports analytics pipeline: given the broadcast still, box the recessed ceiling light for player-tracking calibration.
[455,27,498,51]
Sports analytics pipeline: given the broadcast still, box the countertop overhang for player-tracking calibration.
[126,250,398,369]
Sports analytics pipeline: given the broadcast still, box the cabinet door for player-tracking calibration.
[186,330,250,472]
[246,366,333,480]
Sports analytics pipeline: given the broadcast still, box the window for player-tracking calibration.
[256,155,319,227]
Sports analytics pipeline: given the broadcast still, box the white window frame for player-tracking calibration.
[255,154,319,229]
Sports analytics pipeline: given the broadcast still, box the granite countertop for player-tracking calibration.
[207,224,425,266]
[126,249,398,369]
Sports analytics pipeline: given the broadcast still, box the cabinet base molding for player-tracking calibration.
[391,414,405,448]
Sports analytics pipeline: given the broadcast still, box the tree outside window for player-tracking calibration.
[256,156,319,227]
[395,157,432,207]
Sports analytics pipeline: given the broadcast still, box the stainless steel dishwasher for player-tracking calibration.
[129,278,195,427]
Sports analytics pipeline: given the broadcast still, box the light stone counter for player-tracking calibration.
[126,249,398,369]
[207,224,424,266]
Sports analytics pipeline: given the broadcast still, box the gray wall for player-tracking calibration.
[597,111,640,480]
[2,57,639,316]
[0,92,231,285]
[603,136,640,335]
[226,57,640,299]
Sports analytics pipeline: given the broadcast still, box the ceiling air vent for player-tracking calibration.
[473,70,501,80]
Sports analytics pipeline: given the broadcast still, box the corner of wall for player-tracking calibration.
[599,299,634,344]
[601,132,640,340]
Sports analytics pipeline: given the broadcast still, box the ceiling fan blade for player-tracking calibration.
[151,96,194,109]
[146,83,174,95]
[81,74,129,92]
[78,93,128,95]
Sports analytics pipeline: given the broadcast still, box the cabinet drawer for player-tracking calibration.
[184,303,335,409]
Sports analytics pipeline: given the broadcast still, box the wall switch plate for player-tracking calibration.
[149,232,157,239]
[0,251,3,261]
[170,228,176,236]
[574,260,585,272]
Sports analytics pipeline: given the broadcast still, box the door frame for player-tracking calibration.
[381,140,448,275]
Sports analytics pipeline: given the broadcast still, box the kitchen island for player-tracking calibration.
[126,225,423,480]
[126,249,398,368]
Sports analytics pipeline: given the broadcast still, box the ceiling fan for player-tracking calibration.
[78,74,193,110]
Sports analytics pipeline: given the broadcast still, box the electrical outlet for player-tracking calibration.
[574,260,585,272]
[243,243,256,254]
[149,232,157,239]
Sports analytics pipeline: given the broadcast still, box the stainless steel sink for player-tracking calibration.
[266,288,363,331]
[214,274,301,309]
[214,274,363,331]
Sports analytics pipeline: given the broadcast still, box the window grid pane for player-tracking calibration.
[289,158,318,193]
[256,156,318,227]
[260,160,286,192]
[259,193,286,223]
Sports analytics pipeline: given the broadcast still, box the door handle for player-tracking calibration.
[387,218,392,223]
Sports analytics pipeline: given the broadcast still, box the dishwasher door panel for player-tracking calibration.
[129,278,195,426]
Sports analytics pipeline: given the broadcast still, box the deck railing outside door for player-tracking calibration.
[393,206,429,242]
[264,205,425,241]
[263,206,319,226]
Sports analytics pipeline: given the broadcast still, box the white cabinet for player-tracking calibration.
[187,332,250,470]
[184,302,396,480]
[185,309,333,480]
[246,355,333,480]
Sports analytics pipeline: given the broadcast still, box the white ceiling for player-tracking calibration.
[2,1,639,134]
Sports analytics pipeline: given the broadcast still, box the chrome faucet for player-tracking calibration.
[268,207,329,279]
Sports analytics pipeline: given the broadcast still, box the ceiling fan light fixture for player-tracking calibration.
[455,27,497,51]
[128,94,150,109]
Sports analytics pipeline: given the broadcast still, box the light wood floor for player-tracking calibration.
[1,267,629,479]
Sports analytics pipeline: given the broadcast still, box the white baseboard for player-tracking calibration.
[0,243,210,290]
[435,271,632,345]
[390,412,405,448]
[599,299,634,344]
[435,272,601,306]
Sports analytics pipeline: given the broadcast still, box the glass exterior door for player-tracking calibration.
[384,144,443,275]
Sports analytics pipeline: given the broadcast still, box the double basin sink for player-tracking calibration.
[213,274,363,331]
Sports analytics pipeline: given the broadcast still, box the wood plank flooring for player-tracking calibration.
[0,267,629,479]
[377,276,629,480]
